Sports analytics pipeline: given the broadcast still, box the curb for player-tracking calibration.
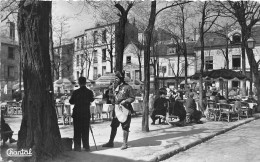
[150,115,260,162]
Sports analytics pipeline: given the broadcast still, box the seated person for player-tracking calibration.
[185,93,202,124]
[1,115,17,146]
[150,88,168,125]
[170,97,186,126]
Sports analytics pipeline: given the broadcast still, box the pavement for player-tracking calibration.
[1,113,260,162]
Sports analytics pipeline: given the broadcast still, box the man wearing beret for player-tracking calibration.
[69,76,94,151]
[102,70,135,150]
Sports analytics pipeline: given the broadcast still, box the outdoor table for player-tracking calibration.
[103,104,114,119]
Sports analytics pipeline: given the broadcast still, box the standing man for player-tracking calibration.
[102,71,135,150]
[69,77,94,151]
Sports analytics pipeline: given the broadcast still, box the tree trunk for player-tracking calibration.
[17,1,62,161]
[246,48,260,112]
[225,37,229,99]
[142,1,156,132]
[115,15,127,72]
[199,20,205,112]
[241,32,247,96]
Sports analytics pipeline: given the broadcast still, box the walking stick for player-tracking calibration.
[89,125,98,150]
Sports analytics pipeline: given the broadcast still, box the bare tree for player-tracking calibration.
[86,1,135,72]
[142,0,190,131]
[52,15,71,80]
[196,1,220,111]
[17,1,62,161]
[0,0,19,22]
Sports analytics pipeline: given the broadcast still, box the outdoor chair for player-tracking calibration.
[206,101,219,121]
[95,102,103,120]
[218,103,236,122]
[63,104,72,125]
[240,102,250,118]
[232,101,242,120]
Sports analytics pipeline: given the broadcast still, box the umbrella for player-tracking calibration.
[95,73,131,85]
[204,69,247,80]
[54,78,72,85]
[180,79,198,85]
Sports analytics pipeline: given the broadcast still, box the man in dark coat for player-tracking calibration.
[102,71,135,150]
[170,98,186,126]
[185,93,202,124]
[69,77,94,151]
[150,88,169,125]
[1,114,17,146]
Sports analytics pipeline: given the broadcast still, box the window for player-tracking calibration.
[102,49,106,62]
[81,37,84,49]
[93,67,98,79]
[135,70,140,80]
[150,65,154,75]
[76,38,80,49]
[102,30,107,43]
[168,47,176,54]
[9,22,15,40]
[232,55,241,69]
[93,50,98,63]
[8,47,14,59]
[77,71,80,79]
[102,66,106,75]
[159,66,167,74]
[8,66,15,78]
[232,81,240,88]
[80,54,84,65]
[168,63,174,76]
[205,56,213,70]
[93,31,98,44]
[233,34,241,44]
[76,55,80,66]
[126,56,131,64]
[125,71,131,78]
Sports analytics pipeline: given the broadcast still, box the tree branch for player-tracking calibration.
[155,1,191,17]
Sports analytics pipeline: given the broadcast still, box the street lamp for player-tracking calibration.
[247,37,256,96]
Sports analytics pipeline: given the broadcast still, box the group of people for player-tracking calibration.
[150,88,203,127]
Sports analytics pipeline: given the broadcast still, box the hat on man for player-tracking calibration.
[115,71,125,79]
[78,76,86,85]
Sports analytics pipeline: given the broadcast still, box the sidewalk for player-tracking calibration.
[3,113,260,162]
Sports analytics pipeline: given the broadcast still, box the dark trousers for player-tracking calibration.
[190,110,202,122]
[111,115,131,131]
[1,122,13,142]
[73,116,90,149]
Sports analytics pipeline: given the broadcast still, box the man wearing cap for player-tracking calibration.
[185,92,202,124]
[69,76,94,151]
[102,71,135,150]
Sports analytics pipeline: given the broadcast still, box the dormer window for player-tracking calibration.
[168,47,176,54]
[232,33,241,44]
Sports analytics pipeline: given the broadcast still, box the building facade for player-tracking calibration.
[0,21,20,101]
[73,22,138,81]
[53,43,74,81]
[194,26,260,93]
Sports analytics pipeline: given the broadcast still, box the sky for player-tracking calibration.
[52,1,97,40]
